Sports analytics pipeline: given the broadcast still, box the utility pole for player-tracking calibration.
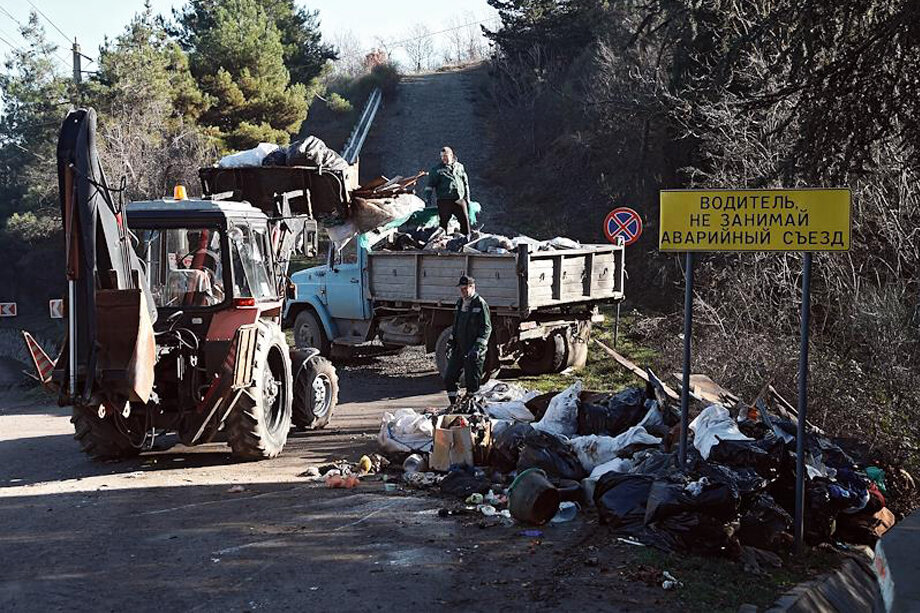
[72,39,81,84]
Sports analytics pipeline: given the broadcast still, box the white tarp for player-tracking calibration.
[689,404,753,459]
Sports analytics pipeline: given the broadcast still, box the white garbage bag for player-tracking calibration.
[689,404,753,460]
[569,427,661,473]
[475,380,538,403]
[484,400,535,422]
[378,409,434,454]
[532,381,582,437]
[217,143,279,168]
[589,457,634,480]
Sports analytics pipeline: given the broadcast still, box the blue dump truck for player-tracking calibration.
[284,230,626,379]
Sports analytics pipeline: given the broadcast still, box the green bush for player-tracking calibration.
[325,92,352,113]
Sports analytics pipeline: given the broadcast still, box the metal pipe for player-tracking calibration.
[794,252,813,553]
[341,88,382,165]
[678,252,694,468]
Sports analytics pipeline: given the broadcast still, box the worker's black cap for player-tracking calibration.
[457,274,475,286]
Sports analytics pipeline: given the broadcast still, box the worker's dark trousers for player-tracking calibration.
[444,347,484,401]
[437,198,471,236]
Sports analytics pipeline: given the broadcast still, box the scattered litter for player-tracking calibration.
[518,529,544,538]
[550,501,580,523]
[227,485,246,494]
[325,474,360,489]
[616,537,646,547]
[661,571,682,590]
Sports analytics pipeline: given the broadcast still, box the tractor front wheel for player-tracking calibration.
[292,354,338,430]
[226,323,292,460]
[71,404,143,461]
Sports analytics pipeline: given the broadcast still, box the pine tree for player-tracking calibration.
[179,0,310,149]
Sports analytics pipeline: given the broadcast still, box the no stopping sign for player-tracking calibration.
[604,207,643,246]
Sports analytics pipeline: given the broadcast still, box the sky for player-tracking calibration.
[0,0,498,71]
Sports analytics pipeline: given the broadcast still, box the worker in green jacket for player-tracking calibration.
[425,146,472,237]
[444,274,492,405]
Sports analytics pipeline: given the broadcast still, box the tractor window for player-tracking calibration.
[134,227,225,308]
[229,224,275,300]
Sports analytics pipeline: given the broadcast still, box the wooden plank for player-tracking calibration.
[592,339,680,401]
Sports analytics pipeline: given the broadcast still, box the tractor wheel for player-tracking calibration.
[226,322,292,460]
[71,404,142,461]
[518,334,566,375]
[292,355,338,429]
[294,309,330,357]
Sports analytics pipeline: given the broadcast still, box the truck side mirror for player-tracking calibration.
[301,220,318,257]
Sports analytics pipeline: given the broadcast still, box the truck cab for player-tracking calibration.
[286,235,375,355]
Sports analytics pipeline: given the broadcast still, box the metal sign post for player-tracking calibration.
[605,213,640,349]
[659,188,850,554]
[678,252,694,468]
[794,252,813,553]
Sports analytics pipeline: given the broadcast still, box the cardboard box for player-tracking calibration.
[430,415,492,472]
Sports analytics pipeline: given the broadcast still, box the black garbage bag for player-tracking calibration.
[645,477,740,524]
[517,430,586,481]
[286,136,349,170]
[631,450,681,478]
[261,147,288,166]
[594,472,654,529]
[577,386,647,436]
[738,493,793,552]
[708,435,785,479]
[439,466,491,499]
[492,423,534,472]
[804,479,837,544]
[651,511,740,556]
[695,462,769,503]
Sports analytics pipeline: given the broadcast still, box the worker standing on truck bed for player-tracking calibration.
[425,146,472,238]
[444,275,492,405]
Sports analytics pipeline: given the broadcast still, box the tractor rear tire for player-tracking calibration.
[71,404,142,461]
[226,323,292,460]
[292,355,338,429]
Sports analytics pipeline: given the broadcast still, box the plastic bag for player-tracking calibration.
[326,222,357,251]
[738,493,792,552]
[577,386,647,436]
[517,429,586,481]
[484,401,535,422]
[589,457,634,480]
[532,381,582,437]
[218,143,279,168]
[689,404,754,459]
[440,466,491,499]
[475,380,537,403]
[491,423,534,472]
[594,472,654,529]
[569,427,661,473]
[644,478,740,525]
[549,236,580,250]
[377,409,434,454]
[286,136,349,170]
[651,511,739,555]
[708,435,785,479]
[261,147,288,166]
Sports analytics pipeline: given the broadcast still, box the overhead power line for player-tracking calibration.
[0,3,72,68]
[24,0,69,46]
[339,15,501,60]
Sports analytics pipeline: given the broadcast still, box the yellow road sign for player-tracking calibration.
[659,189,851,252]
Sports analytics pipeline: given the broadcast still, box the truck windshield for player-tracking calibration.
[229,224,275,299]
[135,227,225,308]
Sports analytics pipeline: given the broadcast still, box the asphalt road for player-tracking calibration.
[0,350,668,612]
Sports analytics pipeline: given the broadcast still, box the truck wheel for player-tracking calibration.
[227,323,292,460]
[71,404,143,461]
[294,309,330,357]
[292,355,338,429]
[434,327,451,379]
[519,334,566,375]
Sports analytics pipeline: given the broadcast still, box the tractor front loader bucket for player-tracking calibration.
[94,288,155,403]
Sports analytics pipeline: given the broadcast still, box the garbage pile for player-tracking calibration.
[217,137,349,171]
[372,223,585,256]
[377,376,902,556]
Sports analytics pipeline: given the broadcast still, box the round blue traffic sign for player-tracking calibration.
[604,207,643,246]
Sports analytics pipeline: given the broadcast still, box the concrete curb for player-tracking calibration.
[765,556,884,612]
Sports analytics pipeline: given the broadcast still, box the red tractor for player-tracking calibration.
[26,108,347,460]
